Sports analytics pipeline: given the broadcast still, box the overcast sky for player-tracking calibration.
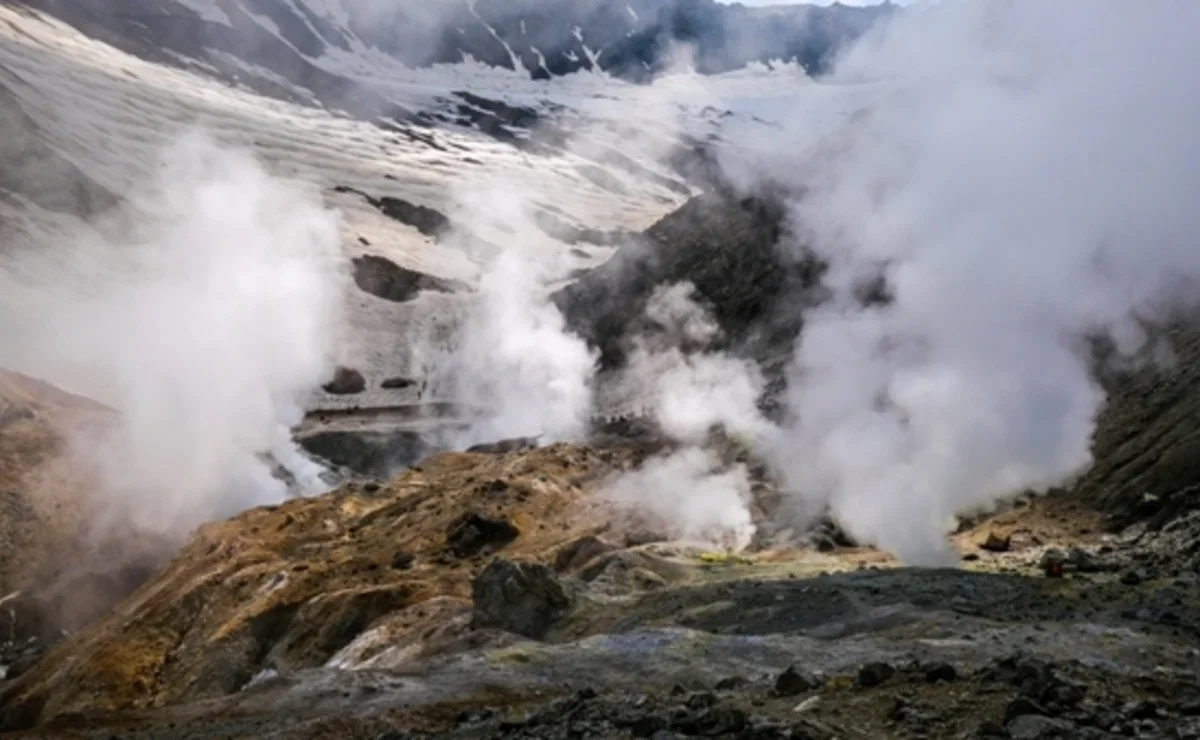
[719,1,899,6]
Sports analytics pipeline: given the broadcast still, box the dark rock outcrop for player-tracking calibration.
[554,191,823,372]
[296,429,427,478]
[471,558,571,639]
[351,255,467,304]
[321,366,366,395]
[335,186,450,238]
[446,513,520,559]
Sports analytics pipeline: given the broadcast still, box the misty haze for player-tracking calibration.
[0,0,1199,737]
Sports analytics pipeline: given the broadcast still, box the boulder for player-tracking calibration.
[774,665,819,697]
[980,532,1012,553]
[446,513,520,559]
[471,559,571,640]
[322,366,366,395]
[554,535,617,572]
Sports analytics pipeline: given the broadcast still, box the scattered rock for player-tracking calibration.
[390,551,415,570]
[554,535,617,572]
[1123,700,1159,720]
[1066,547,1104,573]
[1120,569,1142,586]
[980,532,1012,552]
[793,696,821,713]
[857,662,896,688]
[1005,714,1074,739]
[380,376,417,390]
[774,665,819,697]
[446,513,520,558]
[471,559,572,640]
[1005,696,1050,722]
[922,662,958,683]
[1040,549,1066,577]
[322,366,366,395]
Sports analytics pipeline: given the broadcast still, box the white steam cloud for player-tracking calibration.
[3,131,345,536]
[437,181,597,445]
[605,447,756,551]
[633,284,772,445]
[755,1,1200,563]
[601,283,771,549]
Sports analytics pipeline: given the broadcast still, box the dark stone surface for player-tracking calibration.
[554,191,824,373]
[351,255,467,304]
[471,558,571,639]
[296,429,428,478]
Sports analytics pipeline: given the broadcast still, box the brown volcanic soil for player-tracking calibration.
[0,442,636,727]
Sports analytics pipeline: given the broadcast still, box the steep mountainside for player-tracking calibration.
[9,0,893,115]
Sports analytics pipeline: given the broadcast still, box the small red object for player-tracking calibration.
[1046,562,1063,578]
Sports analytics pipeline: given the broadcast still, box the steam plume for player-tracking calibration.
[437,181,597,445]
[759,0,1200,563]
[2,131,345,536]
[601,284,771,549]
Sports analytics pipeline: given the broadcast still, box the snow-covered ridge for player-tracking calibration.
[9,0,893,113]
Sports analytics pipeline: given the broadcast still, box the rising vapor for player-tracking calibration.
[2,131,346,537]
[760,0,1200,563]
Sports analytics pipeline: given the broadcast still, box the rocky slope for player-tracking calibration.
[1,425,1199,738]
